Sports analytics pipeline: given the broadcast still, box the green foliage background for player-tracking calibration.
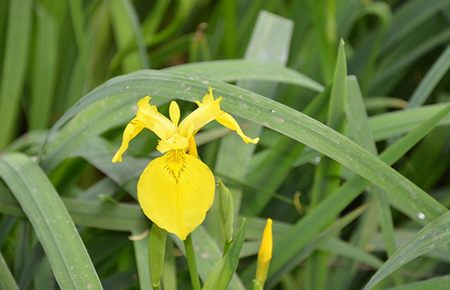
[0,0,449,289]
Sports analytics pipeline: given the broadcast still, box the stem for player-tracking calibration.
[184,234,201,290]
[253,279,264,290]
[223,240,232,256]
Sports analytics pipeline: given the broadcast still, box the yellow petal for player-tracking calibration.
[216,112,259,144]
[178,88,222,136]
[169,101,180,126]
[187,135,198,157]
[136,96,177,140]
[137,150,215,240]
[112,119,143,163]
[156,135,189,153]
[256,218,273,284]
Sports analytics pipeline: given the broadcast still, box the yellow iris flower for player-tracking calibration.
[112,88,259,240]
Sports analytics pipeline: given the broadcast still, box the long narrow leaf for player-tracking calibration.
[0,153,102,290]
[364,211,450,289]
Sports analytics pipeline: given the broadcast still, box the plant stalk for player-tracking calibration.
[184,234,201,290]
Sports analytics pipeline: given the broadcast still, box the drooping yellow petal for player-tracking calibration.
[178,88,258,147]
[216,112,259,144]
[137,150,215,240]
[169,101,180,126]
[136,96,177,140]
[256,218,273,284]
[112,119,143,163]
[178,88,222,136]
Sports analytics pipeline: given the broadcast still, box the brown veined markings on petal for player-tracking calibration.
[163,150,188,182]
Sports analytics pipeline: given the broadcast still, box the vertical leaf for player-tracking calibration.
[29,3,58,129]
[0,0,32,147]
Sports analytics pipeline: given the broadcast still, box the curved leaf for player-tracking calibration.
[0,153,102,290]
[166,60,323,92]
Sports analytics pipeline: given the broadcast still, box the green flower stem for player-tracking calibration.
[184,234,201,290]
[253,279,264,290]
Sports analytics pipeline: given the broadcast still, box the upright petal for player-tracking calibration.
[169,101,180,126]
[216,112,259,144]
[112,119,143,163]
[137,151,215,240]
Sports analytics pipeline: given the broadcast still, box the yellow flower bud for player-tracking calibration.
[256,218,273,286]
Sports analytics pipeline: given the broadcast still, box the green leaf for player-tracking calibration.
[109,0,148,72]
[0,0,32,147]
[0,153,102,290]
[0,253,19,290]
[148,224,167,288]
[381,0,450,52]
[202,219,247,290]
[369,103,450,140]
[318,238,383,269]
[408,45,450,108]
[0,186,148,232]
[29,3,58,129]
[387,275,450,290]
[173,226,246,290]
[167,60,323,92]
[132,230,152,290]
[364,211,450,290]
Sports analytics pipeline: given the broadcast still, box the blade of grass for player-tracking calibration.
[132,230,152,290]
[167,60,323,92]
[370,103,450,140]
[29,3,58,130]
[336,76,399,288]
[202,219,246,290]
[66,0,89,107]
[0,0,32,147]
[381,0,450,52]
[370,28,450,95]
[386,275,450,290]
[173,226,246,290]
[0,253,19,290]
[364,211,450,289]
[318,238,383,269]
[407,45,450,108]
[0,153,102,290]
[0,183,148,233]
[109,0,148,72]
[305,39,346,290]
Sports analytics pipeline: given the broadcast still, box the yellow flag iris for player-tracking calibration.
[112,88,259,240]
